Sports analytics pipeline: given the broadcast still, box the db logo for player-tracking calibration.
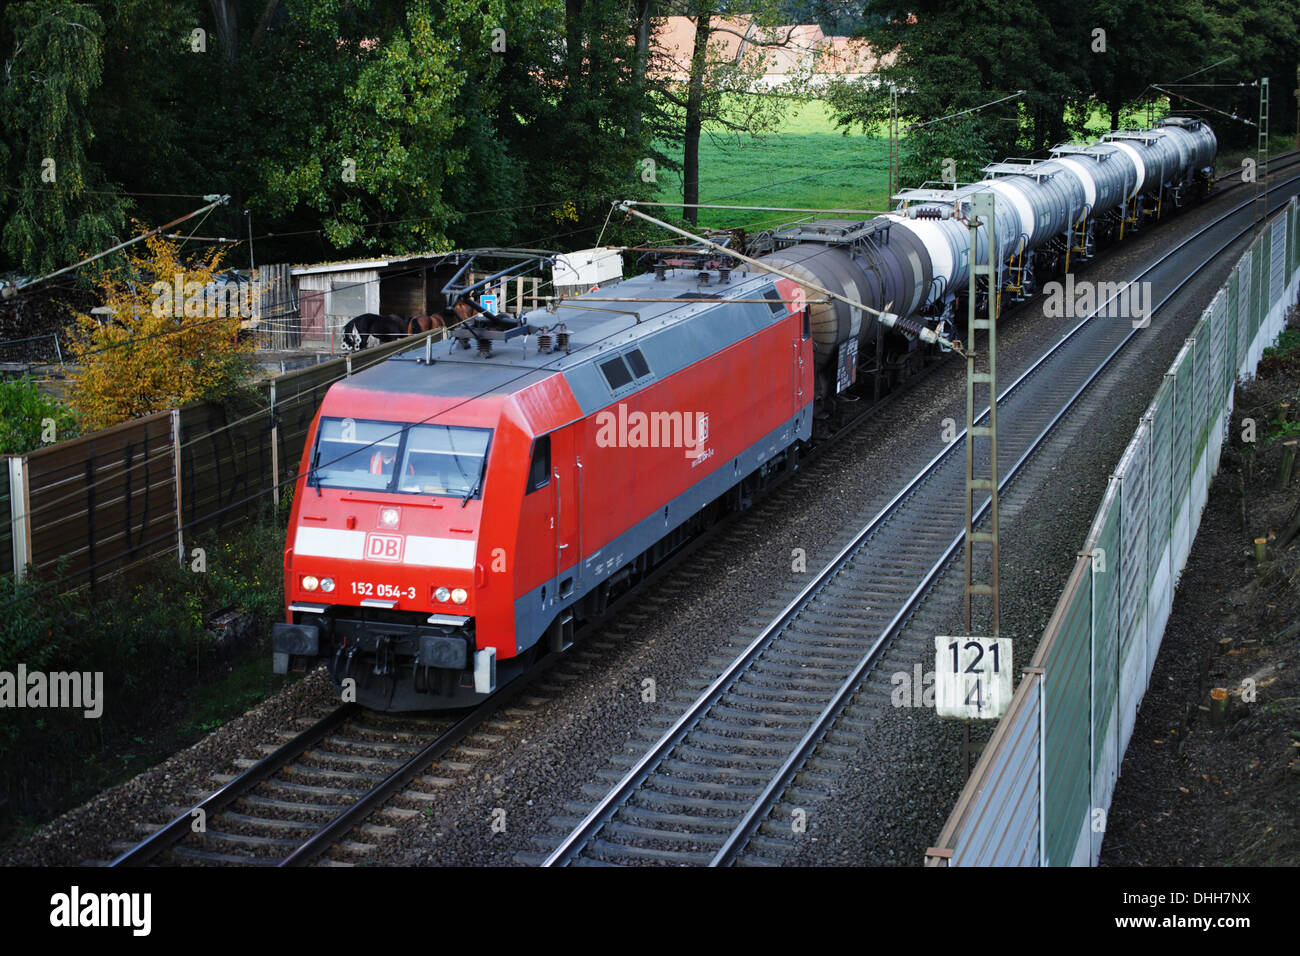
[365,533,404,562]
[784,282,806,315]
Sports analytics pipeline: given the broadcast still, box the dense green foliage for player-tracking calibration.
[0,3,127,278]
[0,0,667,274]
[0,0,1296,276]
[826,0,1298,189]
[0,377,79,454]
[0,509,289,819]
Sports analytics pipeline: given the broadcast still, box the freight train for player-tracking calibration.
[273,117,1217,710]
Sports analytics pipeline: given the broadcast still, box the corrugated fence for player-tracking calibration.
[4,330,440,588]
[928,195,1300,866]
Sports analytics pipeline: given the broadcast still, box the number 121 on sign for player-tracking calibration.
[934,636,1012,719]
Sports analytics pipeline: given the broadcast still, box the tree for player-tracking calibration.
[652,1,817,223]
[826,0,1092,163]
[485,0,666,247]
[66,233,254,430]
[251,1,479,254]
[901,117,993,191]
[829,0,1295,165]
[1088,0,1212,132]
[0,2,127,276]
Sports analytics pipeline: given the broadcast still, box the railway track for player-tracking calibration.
[534,164,1300,867]
[102,472,775,866]
[107,678,542,866]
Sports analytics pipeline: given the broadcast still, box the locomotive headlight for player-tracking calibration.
[302,575,319,592]
[434,586,451,603]
[379,507,400,528]
[451,588,468,605]
[320,577,335,593]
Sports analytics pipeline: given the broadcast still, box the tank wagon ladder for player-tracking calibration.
[1065,207,1091,273]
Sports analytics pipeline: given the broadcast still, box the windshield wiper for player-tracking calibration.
[309,445,322,497]
[461,459,486,507]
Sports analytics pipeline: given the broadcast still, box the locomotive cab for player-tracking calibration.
[273,386,515,710]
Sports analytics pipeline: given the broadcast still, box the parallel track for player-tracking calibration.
[109,673,543,866]
[538,166,1300,867]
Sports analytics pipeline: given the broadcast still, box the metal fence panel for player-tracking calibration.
[178,402,277,538]
[1235,257,1251,376]
[22,413,176,587]
[1039,560,1093,866]
[0,477,11,575]
[1252,236,1264,340]
[1088,483,1121,863]
[941,675,1042,866]
[1210,292,1228,412]
[1271,216,1285,306]
[1169,344,1194,571]
[1192,319,1212,517]
[1145,379,1175,665]
[1222,282,1237,392]
[1116,421,1150,749]
[1291,201,1299,279]
[1191,317,1211,453]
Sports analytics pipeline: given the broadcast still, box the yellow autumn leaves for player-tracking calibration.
[67,234,255,430]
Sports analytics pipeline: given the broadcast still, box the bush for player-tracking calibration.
[0,506,290,821]
[0,377,79,454]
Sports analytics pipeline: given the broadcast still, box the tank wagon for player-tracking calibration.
[273,118,1216,710]
[755,116,1216,406]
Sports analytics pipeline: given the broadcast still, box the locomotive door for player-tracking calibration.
[550,426,582,601]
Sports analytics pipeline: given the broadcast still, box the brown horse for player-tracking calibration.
[405,313,448,339]
[446,298,518,331]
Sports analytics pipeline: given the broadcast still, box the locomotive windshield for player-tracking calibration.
[311,417,492,499]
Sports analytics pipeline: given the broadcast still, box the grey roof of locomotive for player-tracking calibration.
[341,266,788,415]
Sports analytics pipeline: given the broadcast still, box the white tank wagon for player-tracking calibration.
[749,117,1217,410]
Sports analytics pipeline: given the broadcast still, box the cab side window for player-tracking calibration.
[527,435,551,493]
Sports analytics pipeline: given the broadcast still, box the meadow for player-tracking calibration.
[651,100,894,232]
[649,97,1268,233]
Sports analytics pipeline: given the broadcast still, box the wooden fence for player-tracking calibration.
[253,263,299,351]
[4,330,436,589]
[468,273,549,314]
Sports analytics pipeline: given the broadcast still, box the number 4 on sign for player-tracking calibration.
[934,636,1012,719]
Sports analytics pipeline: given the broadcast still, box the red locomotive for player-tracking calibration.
[274,268,813,709]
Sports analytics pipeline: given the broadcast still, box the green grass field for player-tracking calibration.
[652,100,893,231]
[651,98,1259,232]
